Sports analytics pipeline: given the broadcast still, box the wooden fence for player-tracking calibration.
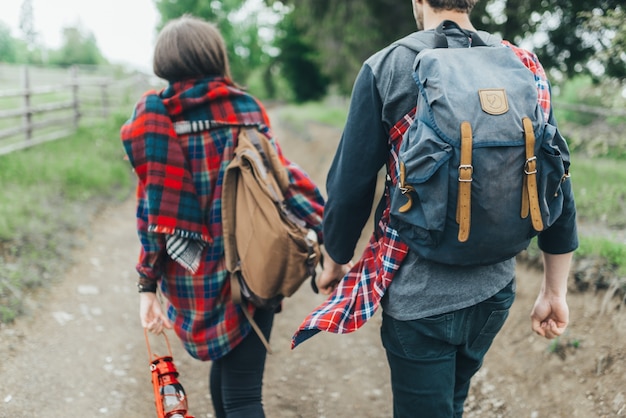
[0,64,155,156]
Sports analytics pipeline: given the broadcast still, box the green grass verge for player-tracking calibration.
[0,113,134,322]
[274,97,349,129]
[570,156,626,229]
[0,114,133,238]
[576,237,626,275]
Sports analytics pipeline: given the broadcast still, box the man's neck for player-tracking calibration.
[423,10,475,31]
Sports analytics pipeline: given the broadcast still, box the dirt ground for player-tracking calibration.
[0,114,624,418]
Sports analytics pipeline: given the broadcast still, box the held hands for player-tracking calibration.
[315,251,353,295]
[140,292,173,335]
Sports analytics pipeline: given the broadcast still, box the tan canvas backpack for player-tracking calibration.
[221,126,321,352]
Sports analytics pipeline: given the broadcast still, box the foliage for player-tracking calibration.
[552,76,626,160]
[18,0,36,49]
[581,7,626,81]
[244,66,293,102]
[154,0,275,86]
[547,335,581,359]
[274,97,349,130]
[273,10,328,102]
[472,0,624,80]
[569,156,626,229]
[0,22,18,63]
[269,0,416,94]
[553,76,605,125]
[577,238,626,275]
[0,115,134,322]
[0,19,106,67]
[0,117,132,238]
[268,0,624,95]
[47,25,107,67]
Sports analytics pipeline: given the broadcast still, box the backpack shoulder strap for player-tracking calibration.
[392,31,438,54]
[393,22,503,55]
[244,128,291,194]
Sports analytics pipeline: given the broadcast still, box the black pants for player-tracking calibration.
[209,307,274,418]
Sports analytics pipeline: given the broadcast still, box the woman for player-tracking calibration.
[120,15,324,417]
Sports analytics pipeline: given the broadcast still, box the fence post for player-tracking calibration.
[22,66,32,142]
[71,65,80,128]
[100,80,109,118]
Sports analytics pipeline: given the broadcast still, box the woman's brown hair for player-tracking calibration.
[153,14,232,82]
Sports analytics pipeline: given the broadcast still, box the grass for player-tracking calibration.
[577,237,626,275]
[570,156,626,228]
[0,112,134,321]
[0,113,133,238]
[568,155,626,276]
[274,96,349,129]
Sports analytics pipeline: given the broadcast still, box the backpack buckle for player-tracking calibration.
[524,156,538,175]
[458,165,473,182]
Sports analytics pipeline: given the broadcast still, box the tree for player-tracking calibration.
[581,7,626,81]
[154,0,265,83]
[472,0,623,80]
[18,0,36,48]
[272,0,623,94]
[48,24,106,67]
[18,0,41,63]
[0,22,18,63]
[273,10,328,102]
[267,0,416,94]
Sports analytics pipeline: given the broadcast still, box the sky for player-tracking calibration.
[3,0,160,72]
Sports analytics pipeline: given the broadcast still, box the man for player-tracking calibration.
[292,0,578,417]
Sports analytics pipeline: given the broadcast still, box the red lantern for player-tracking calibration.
[145,329,194,418]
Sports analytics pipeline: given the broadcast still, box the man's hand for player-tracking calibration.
[530,251,573,339]
[530,293,569,339]
[140,292,173,334]
[316,251,352,295]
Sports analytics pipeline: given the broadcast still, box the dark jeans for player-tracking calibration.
[380,280,515,418]
[209,307,274,418]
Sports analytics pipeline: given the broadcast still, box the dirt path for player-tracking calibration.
[0,115,624,418]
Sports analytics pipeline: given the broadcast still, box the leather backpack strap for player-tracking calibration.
[230,274,273,354]
[245,127,291,194]
[456,121,473,242]
[397,162,415,213]
[520,117,544,231]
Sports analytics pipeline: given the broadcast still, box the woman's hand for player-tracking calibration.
[316,252,352,295]
[140,292,173,334]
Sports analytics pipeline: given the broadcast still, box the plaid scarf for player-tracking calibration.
[292,42,552,348]
[121,91,212,272]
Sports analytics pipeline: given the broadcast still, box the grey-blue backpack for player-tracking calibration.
[389,21,572,266]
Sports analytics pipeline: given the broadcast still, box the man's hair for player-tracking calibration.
[153,15,232,82]
[427,0,478,13]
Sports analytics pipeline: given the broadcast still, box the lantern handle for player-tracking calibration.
[144,328,174,362]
